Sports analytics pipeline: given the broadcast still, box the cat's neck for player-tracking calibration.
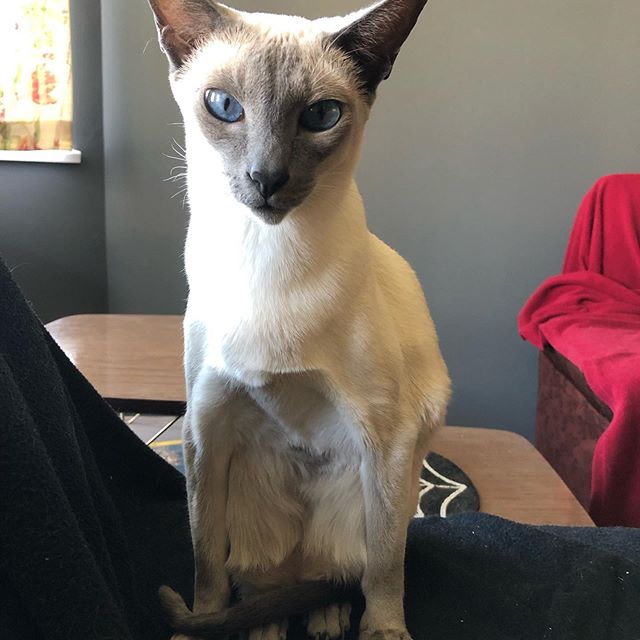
[184,170,371,296]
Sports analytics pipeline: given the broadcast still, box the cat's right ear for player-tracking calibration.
[148,0,227,70]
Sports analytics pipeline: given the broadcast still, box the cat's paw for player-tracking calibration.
[307,603,352,639]
[358,629,412,640]
[247,619,288,640]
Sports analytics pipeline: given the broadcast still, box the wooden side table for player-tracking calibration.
[46,314,185,414]
[46,314,593,526]
[432,427,593,526]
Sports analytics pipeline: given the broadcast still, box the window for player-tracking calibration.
[0,0,73,152]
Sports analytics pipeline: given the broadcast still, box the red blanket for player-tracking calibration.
[518,174,640,527]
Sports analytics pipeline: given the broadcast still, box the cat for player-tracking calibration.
[147,1,451,639]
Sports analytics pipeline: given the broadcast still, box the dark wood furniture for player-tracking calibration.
[536,347,611,511]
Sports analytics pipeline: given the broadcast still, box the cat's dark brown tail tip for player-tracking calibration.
[158,585,193,626]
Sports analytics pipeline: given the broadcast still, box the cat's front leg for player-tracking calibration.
[358,425,417,640]
[169,415,232,640]
[183,372,239,616]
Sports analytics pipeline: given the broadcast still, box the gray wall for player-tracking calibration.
[101,0,640,439]
[101,0,188,313]
[0,0,107,323]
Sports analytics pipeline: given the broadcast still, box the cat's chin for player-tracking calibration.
[251,204,291,226]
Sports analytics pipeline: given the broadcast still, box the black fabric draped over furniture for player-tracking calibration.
[1,257,639,640]
[0,258,192,640]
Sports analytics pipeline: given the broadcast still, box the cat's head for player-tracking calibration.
[149,0,428,224]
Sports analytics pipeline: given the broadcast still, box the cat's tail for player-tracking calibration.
[159,581,358,639]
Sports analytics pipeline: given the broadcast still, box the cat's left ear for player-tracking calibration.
[332,0,429,95]
[148,0,230,71]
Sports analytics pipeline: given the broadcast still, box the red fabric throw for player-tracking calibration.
[518,174,640,527]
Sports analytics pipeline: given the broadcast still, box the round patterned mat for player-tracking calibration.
[416,452,480,518]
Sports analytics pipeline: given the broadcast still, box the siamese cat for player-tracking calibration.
[148,1,450,639]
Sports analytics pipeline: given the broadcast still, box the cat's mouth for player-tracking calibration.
[253,203,290,225]
[228,171,314,224]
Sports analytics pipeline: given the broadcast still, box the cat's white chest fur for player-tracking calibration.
[184,182,370,383]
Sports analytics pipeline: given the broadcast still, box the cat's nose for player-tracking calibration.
[248,168,290,200]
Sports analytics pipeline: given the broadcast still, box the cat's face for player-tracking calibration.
[149,1,429,225]
[174,20,367,224]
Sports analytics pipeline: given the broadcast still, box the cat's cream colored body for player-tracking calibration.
[184,166,450,587]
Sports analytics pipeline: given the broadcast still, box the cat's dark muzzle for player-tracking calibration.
[253,203,290,225]
[231,173,313,224]
[232,188,293,223]
[245,190,310,224]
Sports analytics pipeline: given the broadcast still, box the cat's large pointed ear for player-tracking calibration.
[148,0,229,70]
[332,0,429,94]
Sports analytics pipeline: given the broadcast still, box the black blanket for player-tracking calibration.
[0,257,639,640]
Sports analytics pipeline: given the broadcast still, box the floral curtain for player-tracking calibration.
[0,0,73,151]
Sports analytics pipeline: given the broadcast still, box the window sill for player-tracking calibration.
[0,149,82,164]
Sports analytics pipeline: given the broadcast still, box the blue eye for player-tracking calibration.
[204,89,244,123]
[300,100,342,132]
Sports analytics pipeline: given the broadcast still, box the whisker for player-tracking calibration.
[171,138,187,154]
[171,186,189,199]
[171,146,186,160]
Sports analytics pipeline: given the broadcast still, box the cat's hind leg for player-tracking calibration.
[307,603,352,639]
[247,619,289,640]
